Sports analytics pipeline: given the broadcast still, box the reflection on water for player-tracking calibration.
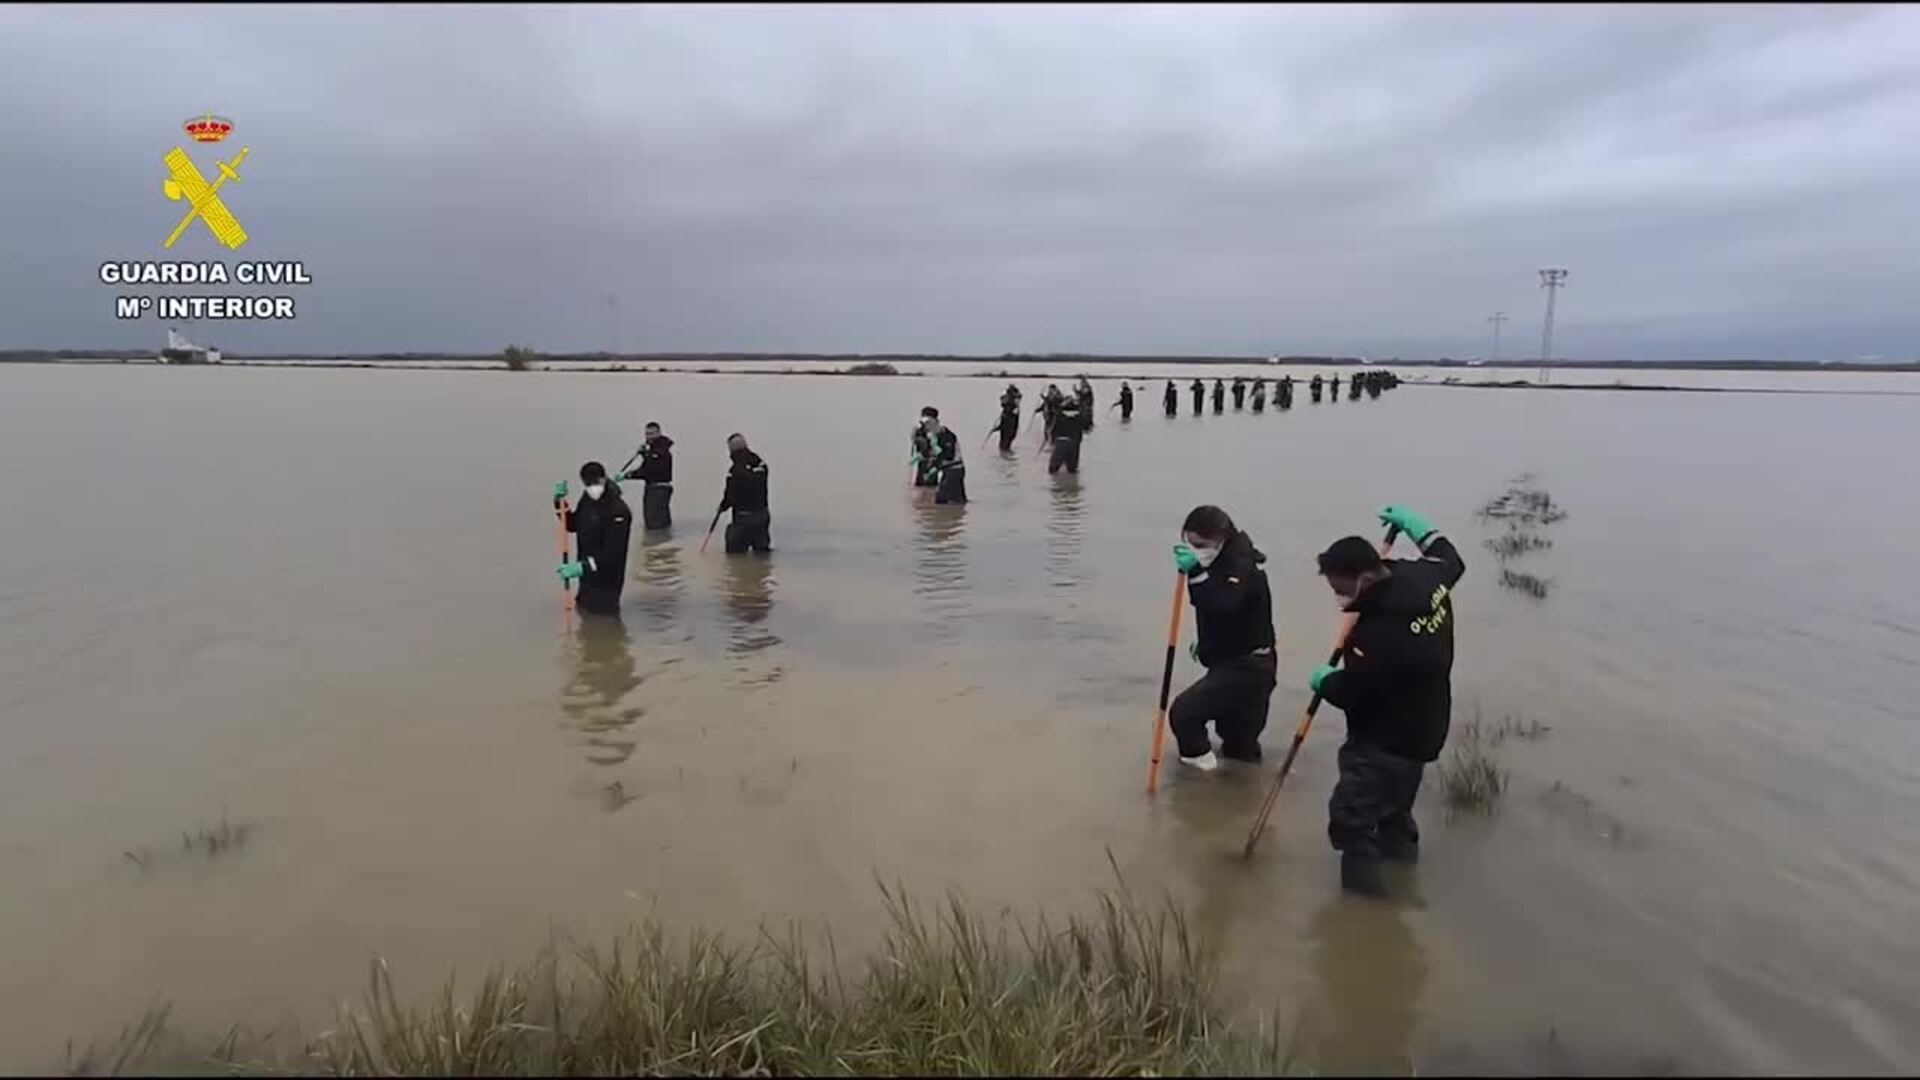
[911,498,969,643]
[631,531,686,635]
[1044,474,1084,595]
[1301,894,1427,1075]
[560,614,643,768]
[720,555,782,686]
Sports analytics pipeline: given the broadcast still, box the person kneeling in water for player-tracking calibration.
[1167,505,1278,771]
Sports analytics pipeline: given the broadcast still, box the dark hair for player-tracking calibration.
[580,461,608,483]
[645,421,661,431]
[1181,505,1236,542]
[1318,536,1384,577]
[921,406,939,419]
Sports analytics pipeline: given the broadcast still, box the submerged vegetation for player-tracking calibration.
[121,812,256,876]
[843,361,901,375]
[1479,475,1568,598]
[69,880,1292,1077]
[1438,713,1511,816]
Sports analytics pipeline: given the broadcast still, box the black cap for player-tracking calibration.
[1317,536,1383,577]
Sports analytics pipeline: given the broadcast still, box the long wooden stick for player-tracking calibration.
[1241,524,1401,858]
[554,498,574,631]
[1145,573,1187,796]
[698,507,724,554]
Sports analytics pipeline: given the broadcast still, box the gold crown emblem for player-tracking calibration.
[183,113,234,143]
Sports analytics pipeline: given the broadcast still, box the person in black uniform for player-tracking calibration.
[1349,372,1363,401]
[1211,378,1226,415]
[1189,378,1205,416]
[920,406,967,505]
[1279,375,1294,410]
[1035,383,1065,442]
[1310,506,1466,897]
[1163,380,1179,417]
[1310,374,1324,404]
[620,422,674,530]
[909,416,939,487]
[1075,376,1096,433]
[556,461,633,616]
[1047,391,1087,474]
[990,388,1022,452]
[1114,381,1134,421]
[1166,505,1277,771]
[1250,378,1267,414]
[716,433,771,555]
[1232,377,1247,411]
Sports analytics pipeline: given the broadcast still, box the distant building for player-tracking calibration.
[159,327,220,364]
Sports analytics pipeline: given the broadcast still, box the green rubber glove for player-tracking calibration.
[1309,663,1337,695]
[1377,505,1435,543]
[908,451,923,469]
[553,481,568,507]
[557,561,585,582]
[1172,543,1201,575]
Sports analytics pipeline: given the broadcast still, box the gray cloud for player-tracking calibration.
[2,3,1916,360]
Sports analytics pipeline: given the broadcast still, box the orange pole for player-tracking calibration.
[1146,573,1186,795]
[554,498,574,631]
[1241,524,1401,858]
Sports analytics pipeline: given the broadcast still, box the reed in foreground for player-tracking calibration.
[70,879,1292,1077]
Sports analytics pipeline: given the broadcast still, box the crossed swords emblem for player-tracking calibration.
[162,145,251,250]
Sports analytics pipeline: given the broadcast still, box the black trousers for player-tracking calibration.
[576,581,623,617]
[998,421,1018,452]
[641,483,672,530]
[1047,437,1082,474]
[1168,653,1276,760]
[934,464,968,504]
[725,509,772,554]
[1328,740,1425,860]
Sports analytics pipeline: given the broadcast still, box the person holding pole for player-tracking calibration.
[1310,506,1466,897]
[620,422,675,530]
[1166,505,1278,772]
[557,462,633,617]
[716,433,772,555]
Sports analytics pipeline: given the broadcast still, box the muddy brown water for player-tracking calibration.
[1,364,1917,1073]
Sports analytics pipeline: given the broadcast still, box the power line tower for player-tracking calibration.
[1537,269,1568,383]
[1487,311,1509,363]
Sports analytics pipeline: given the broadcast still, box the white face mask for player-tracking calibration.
[584,483,606,501]
[1183,535,1220,568]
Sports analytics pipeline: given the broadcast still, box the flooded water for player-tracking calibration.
[2,364,1917,1073]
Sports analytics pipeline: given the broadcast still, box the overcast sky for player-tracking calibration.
[3,3,1916,360]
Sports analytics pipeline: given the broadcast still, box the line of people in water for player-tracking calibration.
[556,368,1407,609]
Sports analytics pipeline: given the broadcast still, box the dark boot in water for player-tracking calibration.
[1340,853,1388,898]
[1380,838,1419,865]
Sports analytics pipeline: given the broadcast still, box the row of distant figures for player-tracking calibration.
[1161,369,1403,415]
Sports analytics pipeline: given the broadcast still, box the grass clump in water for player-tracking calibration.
[1498,568,1552,599]
[1439,713,1510,817]
[1484,529,1553,561]
[77,879,1290,1077]
[844,361,900,376]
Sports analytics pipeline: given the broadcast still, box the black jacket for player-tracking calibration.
[1051,397,1086,442]
[931,427,963,469]
[718,449,770,514]
[630,435,674,484]
[1318,535,1467,762]
[1186,530,1276,668]
[566,489,633,608]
